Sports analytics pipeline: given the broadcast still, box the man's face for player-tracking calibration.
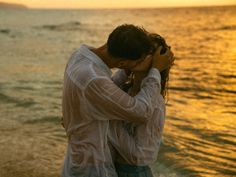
[118,55,152,72]
[122,58,144,69]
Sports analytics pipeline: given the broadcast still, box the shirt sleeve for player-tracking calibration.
[84,68,161,123]
[108,102,165,165]
[111,69,129,87]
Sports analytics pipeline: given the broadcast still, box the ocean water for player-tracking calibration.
[0,6,236,177]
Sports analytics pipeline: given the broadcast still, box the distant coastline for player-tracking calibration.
[0,2,234,10]
[0,2,27,9]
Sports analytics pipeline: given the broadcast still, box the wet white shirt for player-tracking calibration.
[61,44,162,177]
[108,72,166,165]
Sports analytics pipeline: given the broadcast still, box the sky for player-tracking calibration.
[2,0,236,9]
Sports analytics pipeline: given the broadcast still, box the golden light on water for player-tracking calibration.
[0,3,236,177]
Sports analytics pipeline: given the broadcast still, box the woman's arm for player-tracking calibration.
[108,70,166,165]
[108,102,165,165]
[128,71,148,96]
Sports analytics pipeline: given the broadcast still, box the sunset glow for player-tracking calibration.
[1,0,236,9]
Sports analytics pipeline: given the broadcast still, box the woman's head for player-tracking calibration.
[120,32,172,100]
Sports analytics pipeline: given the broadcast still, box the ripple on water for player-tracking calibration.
[218,73,236,79]
[0,92,18,104]
[13,86,36,91]
[163,125,236,176]
[0,92,37,108]
[24,115,62,124]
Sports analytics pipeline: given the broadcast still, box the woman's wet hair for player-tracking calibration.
[149,33,171,99]
[149,33,168,55]
[107,24,152,60]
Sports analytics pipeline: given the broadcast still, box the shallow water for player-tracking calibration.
[0,6,236,177]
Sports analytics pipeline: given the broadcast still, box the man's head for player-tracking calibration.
[107,24,152,61]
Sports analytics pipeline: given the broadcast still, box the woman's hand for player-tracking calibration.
[152,46,174,72]
[128,71,148,96]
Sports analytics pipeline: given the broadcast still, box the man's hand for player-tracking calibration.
[152,46,174,72]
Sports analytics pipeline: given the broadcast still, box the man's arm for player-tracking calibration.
[84,46,173,123]
[84,68,161,123]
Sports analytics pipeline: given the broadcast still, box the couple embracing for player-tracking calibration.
[61,24,174,177]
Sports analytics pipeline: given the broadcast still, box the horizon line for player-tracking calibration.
[21,4,236,10]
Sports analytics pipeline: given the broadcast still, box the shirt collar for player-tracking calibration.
[79,44,112,77]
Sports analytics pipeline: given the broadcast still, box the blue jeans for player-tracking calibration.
[115,163,154,177]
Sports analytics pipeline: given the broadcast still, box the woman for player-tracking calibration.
[109,34,172,177]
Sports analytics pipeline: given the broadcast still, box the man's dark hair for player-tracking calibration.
[107,24,152,60]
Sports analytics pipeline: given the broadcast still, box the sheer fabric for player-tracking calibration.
[108,67,165,166]
[61,44,161,177]
[108,98,165,165]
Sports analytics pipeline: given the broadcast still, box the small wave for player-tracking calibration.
[169,86,236,95]
[42,80,62,85]
[182,67,199,72]
[172,98,188,104]
[36,21,81,31]
[0,93,18,103]
[168,86,192,92]
[0,93,36,107]
[154,139,199,177]
[13,86,35,91]
[218,73,236,79]
[217,25,236,31]
[168,116,192,124]
[202,25,236,31]
[24,116,61,124]
[0,29,10,34]
[198,131,236,150]
[193,93,214,99]
[168,86,208,93]
[222,111,236,115]
[216,88,236,94]
[16,99,36,107]
[179,77,198,82]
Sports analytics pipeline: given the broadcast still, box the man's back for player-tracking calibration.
[62,45,117,177]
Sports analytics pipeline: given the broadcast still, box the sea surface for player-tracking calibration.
[0,6,236,177]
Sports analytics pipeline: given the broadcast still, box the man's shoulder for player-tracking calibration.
[65,57,110,89]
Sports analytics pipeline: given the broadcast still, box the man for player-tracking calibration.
[61,24,174,177]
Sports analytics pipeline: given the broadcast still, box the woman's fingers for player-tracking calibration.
[152,46,174,71]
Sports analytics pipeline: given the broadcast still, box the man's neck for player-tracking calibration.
[91,44,118,68]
